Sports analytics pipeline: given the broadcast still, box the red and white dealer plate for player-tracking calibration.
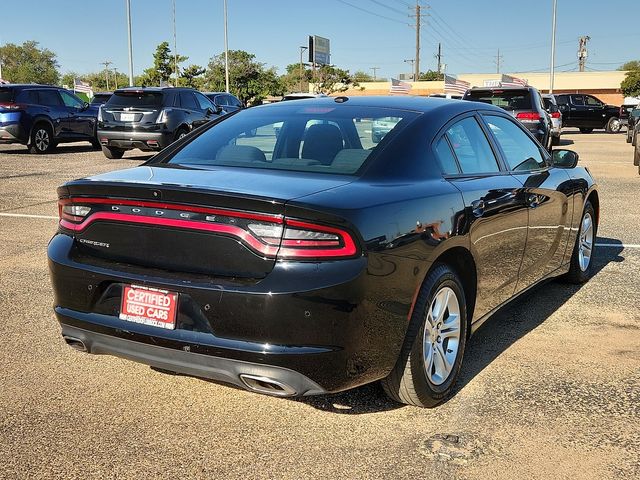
[119,285,178,330]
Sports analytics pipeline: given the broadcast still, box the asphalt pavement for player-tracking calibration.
[0,131,638,479]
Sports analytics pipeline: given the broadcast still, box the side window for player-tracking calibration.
[229,95,242,108]
[484,115,546,171]
[16,90,38,104]
[555,95,568,106]
[37,90,63,107]
[444,116,500,174]
[434,137,459,174]
[60,91,84,108]
[234,121,281,160]
[179,91,198,110]
[585,96,602,107]
[212,95,223,106]
[194,92,214,111]
[571,95,585,106]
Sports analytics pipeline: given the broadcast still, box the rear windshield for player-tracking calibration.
[106,91,163,108]
[0,89,15,103]
[91,94,111,104]
[162,104,419,175]
[466,90,532,110]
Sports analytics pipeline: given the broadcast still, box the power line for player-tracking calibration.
[367,0,406,16]
[335,0,408,25]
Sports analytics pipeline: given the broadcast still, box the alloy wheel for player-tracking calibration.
[423,286,461,385]
[578,212,594,271]
[35,129,50,152]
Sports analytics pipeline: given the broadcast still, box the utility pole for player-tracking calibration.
[494,48,503,74]
[114,67,119,89]
[126,0,134,86]
[414,3,421,81]
[223,0,229,93]
[370,67,379,80]
[101,60,112,90]
[549,0,557,93]
[299,46,308,92]
[173,0,178,87]
[578,35,590,72]
[435,42,442,73]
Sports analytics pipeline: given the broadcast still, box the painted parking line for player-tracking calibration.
[1,212,640,249]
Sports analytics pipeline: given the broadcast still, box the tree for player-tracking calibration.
[204,50,284,104]
[280,63,313,93]
[621,71,640,97]
[180,64,206,89]
[313,65,358,94]
[138,41,188,86]
[60,70,129,92]
[0,41,59,84]
[618,61,640,71]
[419,70,444,81]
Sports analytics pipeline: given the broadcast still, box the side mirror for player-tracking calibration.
[551,149,579,168]
[81,102,90,110]
[214,104,223,115]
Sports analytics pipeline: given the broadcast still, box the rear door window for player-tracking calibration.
[484,115,546,171]
[434,137,460,174]
[571,95,585,106]
[15,90,38,104]
[0,89,15,103]
[443,117,500,174]
[180,91,198,110]
[37,90,63,107]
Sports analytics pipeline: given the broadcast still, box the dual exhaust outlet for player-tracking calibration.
[63,336,297,397]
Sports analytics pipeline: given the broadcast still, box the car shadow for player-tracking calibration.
[0,143,97,154]
[558,138,574,146]
[294,236,624,414]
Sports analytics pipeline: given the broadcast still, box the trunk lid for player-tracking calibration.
[101,90,164,127]
[59,166,354,278]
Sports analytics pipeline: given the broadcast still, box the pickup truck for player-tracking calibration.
[554,93,621,133]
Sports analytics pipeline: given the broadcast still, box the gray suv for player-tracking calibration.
[97,87,218,159]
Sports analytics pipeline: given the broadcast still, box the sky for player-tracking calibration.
[1,0,639,80]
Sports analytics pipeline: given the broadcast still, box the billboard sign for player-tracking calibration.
[308,35,330,66]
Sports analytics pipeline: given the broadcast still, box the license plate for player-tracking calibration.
[120,113,135,122]
[119,285,178,330]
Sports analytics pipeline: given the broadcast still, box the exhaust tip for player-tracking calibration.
[239,374,297,397]
[63,336,87,353]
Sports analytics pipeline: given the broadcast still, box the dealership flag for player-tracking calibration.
[500,74,528,87]
[389,78,411,95]
[73,78,93,96]
[444,74,470,95]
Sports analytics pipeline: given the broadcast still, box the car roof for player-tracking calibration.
[0,84,60,89]
[113,87,195,93]
[251,95,506,116]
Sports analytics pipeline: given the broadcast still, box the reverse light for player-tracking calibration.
[97,106,103,122]
[516,112,541,121]
[156,109,170,124]
[59,202,91,223]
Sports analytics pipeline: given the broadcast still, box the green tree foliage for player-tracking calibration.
[621,71,640,97]
[138,41,188,86]
[180,64,206,89]
[60,70,129,92]
[419,70,445,81]
[280,63,313,93]
[352,70,374,82]
[313,65,358,94]
[205,50,284,104]
[0,41,59,84]
[618,60,640,71]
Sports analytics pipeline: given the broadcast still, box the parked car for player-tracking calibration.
[371,116,401,143]
[90,92,112,106]
[49,96,599,408]
[626,104,640,144]
[429,93,463,100]
[634,120,640,167]
[463,86,552,150]
[554,93,621,133]
[97,87,218,159]
[542,94,562,146]
[203,92,244,115]
[281,93,328,101]
[0,84,100,153]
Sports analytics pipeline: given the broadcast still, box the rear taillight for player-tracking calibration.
[57,198,358,260]
[0,103,24,110]
[516,112,541,121]
[97,106,103,122]
[156,109,169,124]
[551,112,561,118]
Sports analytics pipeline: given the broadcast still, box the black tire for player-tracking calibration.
[28,124,55,154]
[550,135,560,147]
[101,146,125,159]
[174,127,189,142]
[381,264,468,407]
[90,139,101,150]
[605,117,621,134]
[579,128,593,134]
[634,142,640,167]
[564,201,597,284]
[634,131,638,148]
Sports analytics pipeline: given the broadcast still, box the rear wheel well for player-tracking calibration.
[30,120,53,140]
[431,247,477,326]
[586,190,599,226]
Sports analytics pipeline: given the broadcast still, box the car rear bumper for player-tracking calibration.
[97,128,173,151]
[0,115,26,144]
[48,233,412,395]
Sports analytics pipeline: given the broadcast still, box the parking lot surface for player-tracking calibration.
[1,132,638,479]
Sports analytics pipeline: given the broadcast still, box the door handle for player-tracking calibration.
[471,200,485,217]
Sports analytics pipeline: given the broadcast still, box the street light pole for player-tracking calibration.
[126,0,134,86]
[223,0,230,93]
[299,46,307,92]
[549,0,557,93]
[173,0,178,87]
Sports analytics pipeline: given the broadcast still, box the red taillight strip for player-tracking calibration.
[59,197,283,224]
[60,212,280,257]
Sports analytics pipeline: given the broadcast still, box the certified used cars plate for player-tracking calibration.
[119,285,178,329]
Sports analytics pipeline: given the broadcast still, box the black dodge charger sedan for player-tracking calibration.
[48,96,599,407]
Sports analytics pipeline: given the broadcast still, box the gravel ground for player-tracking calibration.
[0,131,638,479]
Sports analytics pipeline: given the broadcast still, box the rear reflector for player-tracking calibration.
[57,198,358,260]
[516,112,541,121]
[551,112,561,119]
